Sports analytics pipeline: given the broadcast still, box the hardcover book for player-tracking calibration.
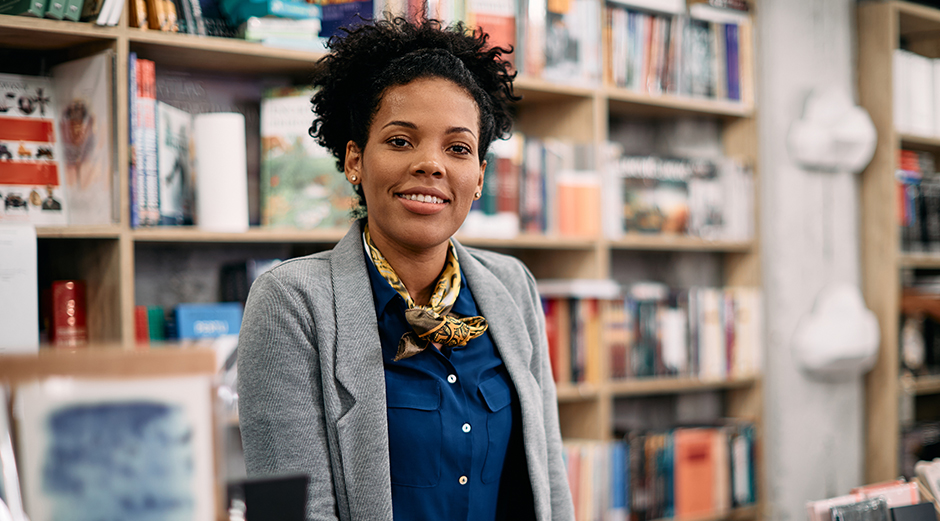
[260,86,356,229]
[155,101,194,225]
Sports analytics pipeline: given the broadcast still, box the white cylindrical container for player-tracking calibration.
[193,113,249,233]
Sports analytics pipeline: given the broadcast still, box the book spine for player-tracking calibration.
[137,59,160,226]
[45,0,66,19]
[725,22,739,101]
[129,52,140,228]
[63,0,84,20]
[27,0,47,16]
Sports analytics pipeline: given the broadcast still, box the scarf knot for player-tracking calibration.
[364,225,489,361]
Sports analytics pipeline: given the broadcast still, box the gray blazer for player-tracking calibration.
[237,221,575,521]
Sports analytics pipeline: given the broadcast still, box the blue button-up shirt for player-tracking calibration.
[364,246,534,520]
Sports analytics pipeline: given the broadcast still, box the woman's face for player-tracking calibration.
[345,77,486,255]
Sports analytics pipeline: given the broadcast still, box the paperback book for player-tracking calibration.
[0,73,67,225]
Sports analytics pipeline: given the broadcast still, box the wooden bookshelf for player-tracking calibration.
[1,4,763,518]
[857,0,940,483]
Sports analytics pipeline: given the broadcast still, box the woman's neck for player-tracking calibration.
[370,233,449,307]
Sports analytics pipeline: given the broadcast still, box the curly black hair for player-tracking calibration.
[309,16,520,206]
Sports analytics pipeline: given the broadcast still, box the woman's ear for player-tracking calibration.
[345,141,362,184]
[476,159,486,193]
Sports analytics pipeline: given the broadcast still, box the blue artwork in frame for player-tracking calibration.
[15,376,214,521]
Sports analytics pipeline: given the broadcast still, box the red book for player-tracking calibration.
[50,280,87,347]
[674,428,717,519]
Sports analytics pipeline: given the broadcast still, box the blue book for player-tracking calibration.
[319,0,371,39]
[725,23,740,101]
[175,302,243,339]
[609,441,627,517]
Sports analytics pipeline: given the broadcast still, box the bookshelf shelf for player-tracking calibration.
[900,134,940,152]
[555,382,601,402]
[609,234,753,253]
[128,32,323,74]
[899,252,940,268]
[912,374,940,395]
[131,226,347,244]
[604,86,753,119]
[0,14,118,47]
[606,375,759,397]
[36,225,123,239]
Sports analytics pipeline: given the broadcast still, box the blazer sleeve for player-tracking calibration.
[522,266,576,521]
[237,269,340,521]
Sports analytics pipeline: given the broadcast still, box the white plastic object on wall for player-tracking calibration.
[792,283,880,380]
[787,88,877,174]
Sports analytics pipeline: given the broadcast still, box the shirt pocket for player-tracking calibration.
[386,377,442,488]
[479,372,514,484]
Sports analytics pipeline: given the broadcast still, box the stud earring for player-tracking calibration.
[474,191,481,199]
[349,175,358,183]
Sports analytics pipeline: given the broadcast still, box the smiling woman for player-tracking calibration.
[236,16,575,521]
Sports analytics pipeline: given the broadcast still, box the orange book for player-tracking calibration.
[674,428,717,519]
[582,298,602,384]
[566,444,582,519]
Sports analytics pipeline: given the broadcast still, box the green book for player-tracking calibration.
[26,0,46,16]
[0,0,39,14]
[45,0,66,19]
[63,0,84,20]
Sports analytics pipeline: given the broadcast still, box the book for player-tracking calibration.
[0,225,38,354]
[62,0,83,18]
[831,498,891,521]
[135,58,160,225]
[319,0,371,40]
[891,503,938,521]
[44,0,66,19]
[542,0,601,86]
[51,51,115,226]
[466,0,516,69]
[128,52,140,228]
[0,0,45,15]
[673,428,717,518]
[128,0,148,27]
[174,302,243,339]
[155,101,194,225]
[260,86,356,229]
[0,73,68,225]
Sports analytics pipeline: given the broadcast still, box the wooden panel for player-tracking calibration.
[38,238,123,343]
[510,246,604,279]
[515,95,596,141]
[858,1,902,483]
[605,87,753,119]
[558,398,609,440]
[0,347,216,385]
[0,15,118,49]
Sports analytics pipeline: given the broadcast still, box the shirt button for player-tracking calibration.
[462,423,471,433]
[447,374,457,384]
[459,476,468,485]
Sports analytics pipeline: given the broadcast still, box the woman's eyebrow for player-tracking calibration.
[381,120,477,138]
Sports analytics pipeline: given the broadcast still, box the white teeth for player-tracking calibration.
[401,193,445,204]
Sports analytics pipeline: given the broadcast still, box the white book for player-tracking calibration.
[698,287,725,379]
[688,3,749,24]
[537,278,622,299]
[910,51,934,136]
[933,58,940,139]
[0,225,38,354]
[894,49,913,134]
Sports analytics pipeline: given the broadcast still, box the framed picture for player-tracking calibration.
[14,375,215,521]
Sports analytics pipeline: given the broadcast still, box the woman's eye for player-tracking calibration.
[450,144,472,155]
[388,137,409,148]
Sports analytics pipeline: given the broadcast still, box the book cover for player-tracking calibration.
[155,101,194,225]
[260,87,356,229]
[891,502,937,521]
[320,0,372,40]
[51,51,115,226]
[724,22,739,101]
[674,428,717,518]
[466,0,516,69]
[79,0,104,19]
[175,302,243,339]
[615,155,701,235]
[0,225,38,354]
[0,73,68,225]
[128,0,148,26]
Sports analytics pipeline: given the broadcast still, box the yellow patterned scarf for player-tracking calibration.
[363,224,488,361]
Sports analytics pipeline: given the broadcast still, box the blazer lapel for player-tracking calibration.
[329,222,393,520]
[455,241,537,405]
